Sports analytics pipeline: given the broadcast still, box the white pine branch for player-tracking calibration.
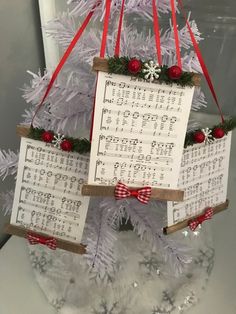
[22,70,96,135]
[124,200,192,276]
[192,88,207,111]
[44,18,202,66]
[0,150,19,180]
[0,190,14,215]
[84,205,118,281]
[67,0,173,19]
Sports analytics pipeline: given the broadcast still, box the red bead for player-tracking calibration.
[60,139,73,152]
[167,65,182,80]
[212,127,225,139]
[127,59,142,74]
[194,131,205,143]
[41,131,54,143]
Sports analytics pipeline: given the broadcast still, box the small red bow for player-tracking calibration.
[115,181,152,204]
[188,207,214,231]
[27,232,57,250]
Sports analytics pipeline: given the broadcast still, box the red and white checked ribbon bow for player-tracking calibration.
[188,207,214,231]
[27,232,57,250]
[115,181,152,204]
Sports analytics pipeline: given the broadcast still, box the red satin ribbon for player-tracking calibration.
[31,0,101,126]
[100,0,112,57]
[177,0,224,123]
[152,0,162,65]
[114,0,126,57]
[170,0,182,69]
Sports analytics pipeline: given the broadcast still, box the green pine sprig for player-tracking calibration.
[107,57,194,87]
[28,127,91,154]
[184,117,236,148]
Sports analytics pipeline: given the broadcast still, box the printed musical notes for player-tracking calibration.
[167,132,232,226]
[89,72,195,189]
[10,138,90,243]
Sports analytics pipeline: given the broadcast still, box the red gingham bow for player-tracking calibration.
[115,181,152,204]
[188,207,214,231]
[27,232,57,250]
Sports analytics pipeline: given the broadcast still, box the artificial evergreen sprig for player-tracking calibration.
[28,127,91,154]
[184,117,236,147]
[108,56,195,87]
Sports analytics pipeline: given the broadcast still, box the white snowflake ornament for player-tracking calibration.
[142,60,161,82]
[52,134,65,148]
[201,128,215,144]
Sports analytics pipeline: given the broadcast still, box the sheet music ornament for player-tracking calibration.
[1,0,235,285]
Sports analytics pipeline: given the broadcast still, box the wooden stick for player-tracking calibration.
[82,184,184,202]
[163,200,229,235]
[16,125,31,137]
[93,57,201,86]
[4,224,86,255]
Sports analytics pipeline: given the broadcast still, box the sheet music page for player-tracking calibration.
[10,137,90,243]
[167,132,232,226]
[88,72,195,189]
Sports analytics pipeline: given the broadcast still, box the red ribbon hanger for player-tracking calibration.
[100,0,112,57]
[177,0,225,123]
[170,0,182,69]
[152,0,162,65]
[114,0,126,57]
[32,0,225,129]
[31,0,101,126]
[114,0,163,63]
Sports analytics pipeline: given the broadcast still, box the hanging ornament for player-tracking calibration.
[127,58,142,74]
[52,134,65,148]
[41,131,54,143]
[193,131,205,144]
[212,127,225,139]
[60,139,73,152]
[167,65,182,80]
[142,60,161,82]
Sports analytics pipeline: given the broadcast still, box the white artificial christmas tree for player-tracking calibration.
[1,1,228,312]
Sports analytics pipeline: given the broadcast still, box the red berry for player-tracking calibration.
[212,127,225,139]
[41,131,54,143]
[167,65,182,80]
[60,139,73,152]
[127,59,142,74]
[194,131,205,143]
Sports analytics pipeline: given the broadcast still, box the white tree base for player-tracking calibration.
[28,228,214,314]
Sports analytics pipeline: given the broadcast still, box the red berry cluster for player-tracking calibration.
[127,59,142,74]
[41,131,73,152]
[167,65,182,80]
[127,60,184,81]
[193,127,225,144]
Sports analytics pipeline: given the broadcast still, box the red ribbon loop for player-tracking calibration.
[152,0,162,65]
[114,0,126,57]
[100,0,112,58]
[31,0,101,127]
[188,207,214,231]
[170,0,182,69]
[27,232,57,250]
[177,0,224,123]
[115,181,152,204]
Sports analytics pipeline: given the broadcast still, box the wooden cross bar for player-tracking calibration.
[163,200,229,235]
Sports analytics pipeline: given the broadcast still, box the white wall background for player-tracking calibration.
[0,1,45,245]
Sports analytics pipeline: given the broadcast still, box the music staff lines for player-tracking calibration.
[104,80,185,95]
